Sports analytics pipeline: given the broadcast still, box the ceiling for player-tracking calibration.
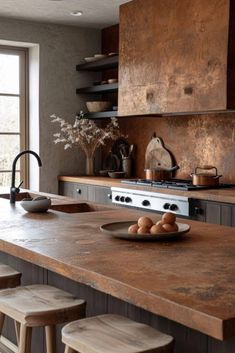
[0,0,131,29]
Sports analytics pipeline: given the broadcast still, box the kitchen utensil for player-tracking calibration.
[190,166,222,186]
[86,101,112,113]
[145,136,173,169]
[104,152,120,171]
[128,144,135,157]
[145,165,179,181]
[111,138,129,161]
[20,197,51,213]
[100,221,190,241]
[108,171,126,179]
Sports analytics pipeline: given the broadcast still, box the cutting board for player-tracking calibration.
[145,137,173,169]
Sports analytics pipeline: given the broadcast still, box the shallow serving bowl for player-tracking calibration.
[20,197,51,213]
[86,101,112,113]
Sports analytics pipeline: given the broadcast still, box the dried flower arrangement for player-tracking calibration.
[51,111,121,175]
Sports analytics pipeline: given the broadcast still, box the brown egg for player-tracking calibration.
[156,220,165,226]
[128,224,139,234]
[162,212,176,225]
[137,226,150,234]
[138,216,153,228]
[150,224,167,234]
[162,223,178,233]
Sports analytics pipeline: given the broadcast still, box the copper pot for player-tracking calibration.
[145,165,179,181]
[190,166,222,186]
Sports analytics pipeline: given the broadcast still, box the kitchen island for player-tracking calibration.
[0,191,235,353]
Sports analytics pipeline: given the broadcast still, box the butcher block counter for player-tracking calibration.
[58,175,235,205]
[0,190,235,351]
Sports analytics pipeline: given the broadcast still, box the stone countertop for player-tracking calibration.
[0,191,235,341]
[59,175,235,204]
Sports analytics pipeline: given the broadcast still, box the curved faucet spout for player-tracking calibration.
[10,150,42,204]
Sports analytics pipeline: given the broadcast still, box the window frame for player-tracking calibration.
[0,45,29,187]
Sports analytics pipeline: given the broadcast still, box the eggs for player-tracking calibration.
[138,216,153,228]
[162,212,176,225]
[128,212,179,236]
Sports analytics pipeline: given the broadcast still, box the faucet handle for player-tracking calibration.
[18,181,23,188]
[16,181,24,193]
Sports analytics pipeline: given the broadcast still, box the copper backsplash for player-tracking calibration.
[113,113,235,183]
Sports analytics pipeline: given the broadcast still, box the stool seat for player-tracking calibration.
[0,263,21,289]
[62,314,174,353]
[0,284,86,326]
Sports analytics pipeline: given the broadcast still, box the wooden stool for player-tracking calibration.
[0,284,86,353]
[0,263,21,289]
[62,314,174,353]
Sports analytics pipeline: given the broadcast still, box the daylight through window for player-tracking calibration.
[0,46,28,187]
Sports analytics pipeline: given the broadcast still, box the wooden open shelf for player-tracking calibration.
[76,56,118,71]
[76,83,118,94]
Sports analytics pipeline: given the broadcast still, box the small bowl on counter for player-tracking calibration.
[86,101,113,113]
[108,171,126,179]
[20,196,51,213]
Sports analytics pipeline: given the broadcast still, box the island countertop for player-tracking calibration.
[0,192,235,341]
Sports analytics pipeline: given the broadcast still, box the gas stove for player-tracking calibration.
[111,187,190,216]
[121,179,234,191]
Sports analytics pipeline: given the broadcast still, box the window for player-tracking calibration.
[0,46,28,187]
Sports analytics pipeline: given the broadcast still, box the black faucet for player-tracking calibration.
[10,150,42,204]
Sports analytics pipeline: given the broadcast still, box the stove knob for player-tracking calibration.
[170,204,178,211]
[142,200,150,207]
[120,196,125,202]
[125,197,132,203]
[163,203,170,210]
[115,195,120,201]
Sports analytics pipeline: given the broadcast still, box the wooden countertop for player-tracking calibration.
[59,175,235,204]
[0,194,235,340]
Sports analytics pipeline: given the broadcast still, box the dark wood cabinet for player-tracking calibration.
[191,199,235,227]
[59,182,88,200]
[59,181,112,205]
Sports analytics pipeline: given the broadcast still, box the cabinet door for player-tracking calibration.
[88,185,112,205]
[190,199,206,222]
[59,181,88,200]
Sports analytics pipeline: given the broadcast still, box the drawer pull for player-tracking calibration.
[107,193,112,200]
[76,188,81,194]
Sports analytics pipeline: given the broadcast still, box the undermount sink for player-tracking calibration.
[0,193,112,213]
[50,203,111,213]
[0,192,38,201]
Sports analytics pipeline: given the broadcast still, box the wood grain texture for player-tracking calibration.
[0,263,21,289]
[0,196,234,340]
[0,285,86,326]
[118,0,230,115]
[62,314,174,353]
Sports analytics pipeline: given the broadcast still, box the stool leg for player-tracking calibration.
[19,324,32,353]
[0,313,5,335]
[14,320,20,345]
[45,325,56,353]
[64,346,76,353]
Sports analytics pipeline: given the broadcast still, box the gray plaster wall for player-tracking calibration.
[0,17,101,193]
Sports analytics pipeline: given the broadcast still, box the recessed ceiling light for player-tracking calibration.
[70,11,83,16]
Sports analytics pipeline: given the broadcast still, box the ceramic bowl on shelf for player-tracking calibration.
[86,101,112,113]
[20,196,51,213]
[108,78,118,84]
[94,54,108,60]
[84,57,96,63]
